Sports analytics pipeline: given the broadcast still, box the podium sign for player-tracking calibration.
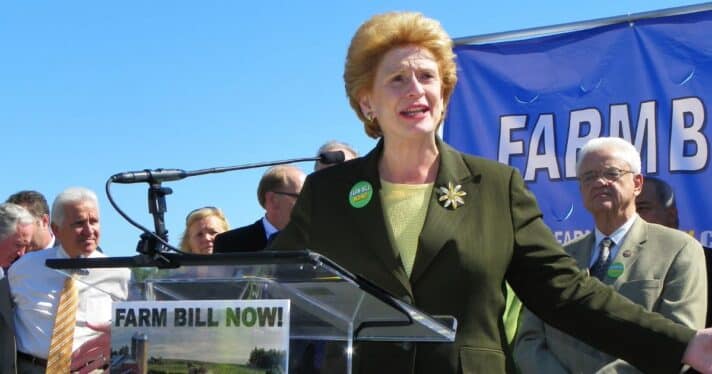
[48,250,456,374]
[111,299,290,373]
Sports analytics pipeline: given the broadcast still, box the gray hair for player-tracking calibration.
[0,203,35,241]
[51,187,99,226]
[314,140,358,171]
[576,137,642,175]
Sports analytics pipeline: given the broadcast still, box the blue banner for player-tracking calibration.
[445,10,712,247]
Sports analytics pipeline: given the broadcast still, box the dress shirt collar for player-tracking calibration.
[262,216,279,240]
[589,214,638,267]
[45,234,56,250]
[594,213,638,248]
[55,244,105,259]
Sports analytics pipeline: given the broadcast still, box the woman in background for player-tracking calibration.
[179,207,229,254]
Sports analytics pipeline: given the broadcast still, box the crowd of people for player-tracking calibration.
[0,140,358,373]
[2,10,712,374]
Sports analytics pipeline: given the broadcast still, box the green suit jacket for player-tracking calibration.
[515,218,707,373]
[272,138,694,374]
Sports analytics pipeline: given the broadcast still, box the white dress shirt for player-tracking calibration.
[43,234,56,250]
[8,245,130,358]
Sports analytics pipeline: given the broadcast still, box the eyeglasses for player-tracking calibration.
[272,191,300,198]
[578,167,634,184]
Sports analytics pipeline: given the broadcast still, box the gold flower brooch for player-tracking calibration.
[437,182,466,209]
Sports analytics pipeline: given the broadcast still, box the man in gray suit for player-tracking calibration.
[514,137,707,373]
[0,203,36,374]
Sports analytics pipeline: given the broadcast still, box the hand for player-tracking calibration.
[683,328,712,373]
[71,322,111,373]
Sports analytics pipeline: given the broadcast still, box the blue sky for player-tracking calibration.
[1,1,703,257]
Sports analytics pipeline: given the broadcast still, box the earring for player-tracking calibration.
[366,112,374,122]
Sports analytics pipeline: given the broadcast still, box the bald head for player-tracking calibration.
[258,165,306,230]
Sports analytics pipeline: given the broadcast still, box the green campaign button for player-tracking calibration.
[607,262,624,278]
[349,181,373,208]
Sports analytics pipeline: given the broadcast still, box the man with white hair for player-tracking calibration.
[9,187,129,373]
[1,202,36,374]
[0,203,35,268]
[515,137,707,373]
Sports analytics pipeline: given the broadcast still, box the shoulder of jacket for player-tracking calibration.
[644,221,699,247]
[563,232,593,249]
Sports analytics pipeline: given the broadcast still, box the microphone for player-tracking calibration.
[105,150,351,259]
[319,150,345,165]
[111,169,187,184]
[110,150,346,184]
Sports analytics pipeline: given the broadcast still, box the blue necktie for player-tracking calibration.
[266,232,279,248]
[591,237,613,280]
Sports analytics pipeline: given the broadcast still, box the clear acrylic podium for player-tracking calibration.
[47,250,456,374]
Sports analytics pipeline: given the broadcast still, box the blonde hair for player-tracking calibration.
[344,11,457,138]
[179,207,229,252]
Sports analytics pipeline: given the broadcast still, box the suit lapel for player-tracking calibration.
[0,277,13,334]
[566,234,596,269]
[346,141,412,295]
[253,220,268,249]
[411,139,474,284]
[611,218,646,287]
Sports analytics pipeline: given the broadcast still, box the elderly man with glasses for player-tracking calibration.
[214,165,306,252]
[515,137,707,374]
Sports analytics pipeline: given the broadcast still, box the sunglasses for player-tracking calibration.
[272,191,300,198]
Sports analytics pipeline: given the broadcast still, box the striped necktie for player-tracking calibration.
[46,275,78,373]
[591,237,613,280]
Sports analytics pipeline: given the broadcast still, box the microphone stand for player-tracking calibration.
[136,181,175,267]
[47,153,344,270]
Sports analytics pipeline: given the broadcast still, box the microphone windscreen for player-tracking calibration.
[319,150,345,164]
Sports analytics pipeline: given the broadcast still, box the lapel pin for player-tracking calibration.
[349,181,373,208]
[607,262,625,278]
[437,182,466,210]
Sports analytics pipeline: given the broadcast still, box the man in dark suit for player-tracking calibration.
[635,176,679,230]
[0,202,36,374]
[214,165,306,252]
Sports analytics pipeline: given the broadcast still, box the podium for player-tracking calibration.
[47,250,456,374]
